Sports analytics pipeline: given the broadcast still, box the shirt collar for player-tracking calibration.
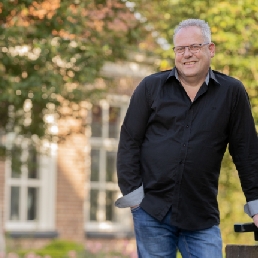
[167,67,219,85]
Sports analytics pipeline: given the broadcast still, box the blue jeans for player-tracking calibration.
[131,206,222,258]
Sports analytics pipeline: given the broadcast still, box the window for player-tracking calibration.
[5,135,57,232]
[85,96,133,235]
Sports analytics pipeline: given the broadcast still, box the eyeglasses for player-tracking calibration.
[173,43,210,54]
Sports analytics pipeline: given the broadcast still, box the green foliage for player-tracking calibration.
[9,239,134,258]
[0,0,148,140]
[16,239,85,258]
[40,239,84,251]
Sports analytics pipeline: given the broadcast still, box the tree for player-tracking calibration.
[0,0,150,141]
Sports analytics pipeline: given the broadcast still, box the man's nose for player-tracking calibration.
[183,47,193,56]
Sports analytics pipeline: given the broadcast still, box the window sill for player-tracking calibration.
[85,231,134,239]
[6,231,59,239]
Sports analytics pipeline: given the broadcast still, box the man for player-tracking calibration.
[115,19,258,258]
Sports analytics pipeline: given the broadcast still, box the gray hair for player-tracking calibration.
[173,19,211,44]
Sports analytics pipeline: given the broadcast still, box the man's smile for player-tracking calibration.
[184,61,197,65]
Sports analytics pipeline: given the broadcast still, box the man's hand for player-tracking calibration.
[253,214,258,227]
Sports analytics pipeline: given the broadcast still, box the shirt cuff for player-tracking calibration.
[244,200,258,217]
[115,185,144,208]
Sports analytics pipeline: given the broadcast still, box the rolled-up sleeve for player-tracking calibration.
[244,200,258,217]
[115,185,144,208]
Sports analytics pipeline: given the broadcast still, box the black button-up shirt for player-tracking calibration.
[117,67,258,230]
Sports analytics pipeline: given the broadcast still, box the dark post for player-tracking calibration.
[226,223,258,258]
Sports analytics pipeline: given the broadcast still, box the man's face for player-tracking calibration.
[174,26,215,81]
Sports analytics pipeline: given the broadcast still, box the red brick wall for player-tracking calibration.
[56,134,87,243]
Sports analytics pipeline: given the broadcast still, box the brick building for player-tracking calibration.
[0,53,155,253]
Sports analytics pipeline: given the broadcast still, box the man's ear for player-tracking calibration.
[209,42,215,58]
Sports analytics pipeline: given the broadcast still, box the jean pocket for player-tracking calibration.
[131,205,141,212]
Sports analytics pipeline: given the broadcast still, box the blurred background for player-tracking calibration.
[0,0,258,257]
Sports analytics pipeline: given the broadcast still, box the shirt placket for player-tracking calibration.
[171,103,194,222]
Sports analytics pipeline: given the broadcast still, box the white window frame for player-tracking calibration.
[85,95,133,234]
[5,134,57,232]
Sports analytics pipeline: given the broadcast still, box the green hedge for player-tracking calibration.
[17,239,85,258]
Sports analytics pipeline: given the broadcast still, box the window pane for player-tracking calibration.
[91,105,102,137]
[90,149,100,181]
[27,187,38,220]
[106,190,116,221]
[109,107,120,138]
[28,146,39,179]
[11,146,22,178]
[106,151,117,182]
[10,186,20,220]
[90,189,98,221]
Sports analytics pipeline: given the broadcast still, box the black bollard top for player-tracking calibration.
[234,223,258,241]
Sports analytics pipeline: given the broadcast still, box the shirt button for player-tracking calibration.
[183,143,186,147]
[186,125,189,128]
